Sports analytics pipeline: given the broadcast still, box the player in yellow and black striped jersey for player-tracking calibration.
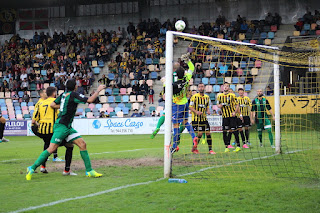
[33,87,75,175]
[189,83,215,154]
[217,82,241,152]
[236,88,252,147]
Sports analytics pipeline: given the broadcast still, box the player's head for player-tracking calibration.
[39,89,47,99]
[257,89,263,97]
[66,79,77,91]
[176,67,185,79]
[198,83,205,94]
[223,82,230,92]
[46,86,57,98]
[173,62,180,70]
[238,88,244,96]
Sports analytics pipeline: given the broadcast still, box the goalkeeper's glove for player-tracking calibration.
[181,52,190,62]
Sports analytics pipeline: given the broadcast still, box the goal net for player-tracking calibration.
[164,31,320,179]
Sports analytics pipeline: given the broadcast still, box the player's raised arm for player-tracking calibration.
[87,84,106,103]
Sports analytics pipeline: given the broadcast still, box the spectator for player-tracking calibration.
[139,104,146,116]
[98,74,110,87]
[121,74,131,88]
[140,80,149,99]
[21,79,29,91]
[11,92,19,102]
[100,111,109,118]
[151,110,156,117]
[81,77,90,94]
[266,86,274,96]
[195,64,204,78]
[158,90,164,103]
[132,81,140,94]
[131,109,141,117]
[22,91,30,102]
[77,83,85,95]
[148,86,154,104]
[265,13,273,25]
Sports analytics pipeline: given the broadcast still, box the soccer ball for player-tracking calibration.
[175,20,186,31]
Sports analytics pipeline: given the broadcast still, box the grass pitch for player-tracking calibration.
[0,133,319,213]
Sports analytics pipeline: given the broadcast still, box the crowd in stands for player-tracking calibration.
[189,13,281,43]
[294,10,320,35]
[0,28,122,96]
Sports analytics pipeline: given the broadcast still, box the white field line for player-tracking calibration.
[0,148,159,163]
[9,149,302,213]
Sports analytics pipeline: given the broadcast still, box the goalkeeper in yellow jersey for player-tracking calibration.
[171,53,198,153]
[189,83,215,154]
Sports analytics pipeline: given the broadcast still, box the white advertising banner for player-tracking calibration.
[25,116,222,136]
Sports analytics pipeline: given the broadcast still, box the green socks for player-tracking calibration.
[31,150,51,170]
[156,116,165,129]
[80,150,93,172]
[268,129,274,145]
[179,124,185,133]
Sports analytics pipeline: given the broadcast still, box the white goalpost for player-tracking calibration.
[164,31,281,178]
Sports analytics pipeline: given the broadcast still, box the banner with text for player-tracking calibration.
[4,121,28,136]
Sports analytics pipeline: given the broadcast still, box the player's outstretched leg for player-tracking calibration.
[183,121,198,151]
[63,143,77,176]
[207,134,216,154]
[150,115,165,139]
[73,138,102,178]
[26,143,59,180]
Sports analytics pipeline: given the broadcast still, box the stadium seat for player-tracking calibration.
[122,95,129,103]
[293,31,300,36]
[251,68,259,75]
[205,70,211,77]
[113,88,120,96]
[224,77,231,83]
[145,58,152,65]
[144,110,150,117]
[115,96,122,103]
[109,112,116,117]
[117,111,124,118]
[250,39,257,44]
[98,60,104,67]
[270,25,277,32]
[150,72,158,80]
[105,88,112,95]
[88,103,95,110]
[18,91,24,98]
[209,78,216,85]
[122,107,129,115]
[232,77,239,84]
[31,91,38,98]
[137,95,144,102]
[209,93,215,101]
[303,24,311,31]
[95,104,102,109]
[248,61,254,68]
[245,84,252,91]
[115,107,122,113]
[316,30,320,35]
[100,96,107,103]
[239,77,246,84]
[255,60,262,68]
[146,80,153,87]
[149,106,156,113]
[93,112,100,117]
[240,61,246,68]
[156,106,164,114]
[28,102,34,107]
[236,84,244,90]
[17,114,23,120]
[216,77,224,85]
[21,106,28,111]
[85,108,91,113]
[129,95,136,102]
[159,102,165,107]
[94,67,100,75]
[86,112,94,118]
[107,107,114,113]
[125,103,131,109]
[264,39,272,45]
[213,85,220,93]
[118,103,125,109]
[120,88,127,95]
[108,96,115,103]
[23,114,31,119]
[202,78,209,85]
[230,84,236,91]
[29,106,35,111]
[103,103,110,109]
[160,57,166,64]
[268,32,275,39]
[194,78,201,85]
[99,108,107,113]
[148,65,155,71]
[202,63,209,70]
[108,73,115,80]
[153,58,160,65]
[205,85,213,93]
[132,103,140,110]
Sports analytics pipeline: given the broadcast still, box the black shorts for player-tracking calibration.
[222,117,238,130]
[192,121,210,133]
[242,116,251,127]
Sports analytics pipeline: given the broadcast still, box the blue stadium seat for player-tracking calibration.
[95,104,102,109]
[110,103,117,108]
[213,85,220,93]
[98,60,104,67]
[0,99,5,104]
[115,95,122,103]
[209,93,215,101]
[239,77,246,84]
[150,72,158,80]
[240,61,246,68]
[15,106,21,111]
[21,102,27,107]
[2,114,8,119]
[77,108,84,113]
[13,102,20,107]
[16,110,22,115]
[41,70,47,76]
[122,95,129,103]
[118,103,125,109]
[109,112,116,117]
[210,63,216,69]
[113,88,120,95]
[108,96,115,103]
[108,73,115,80]
[123,107,129,115]
[202,78,209,85]
[216,77,224,85]
[105,88,112,95]
[268,32,275,39]
[303,24,310,31]
[18,91,24,98]
[1,106,7,111]
[115,107,122,113]
[230,84,236,91]
[149,106,156,112]
[232,77,239,84]
[94,67,100,75]
[145,58,152,65]
[245,84,252,91]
